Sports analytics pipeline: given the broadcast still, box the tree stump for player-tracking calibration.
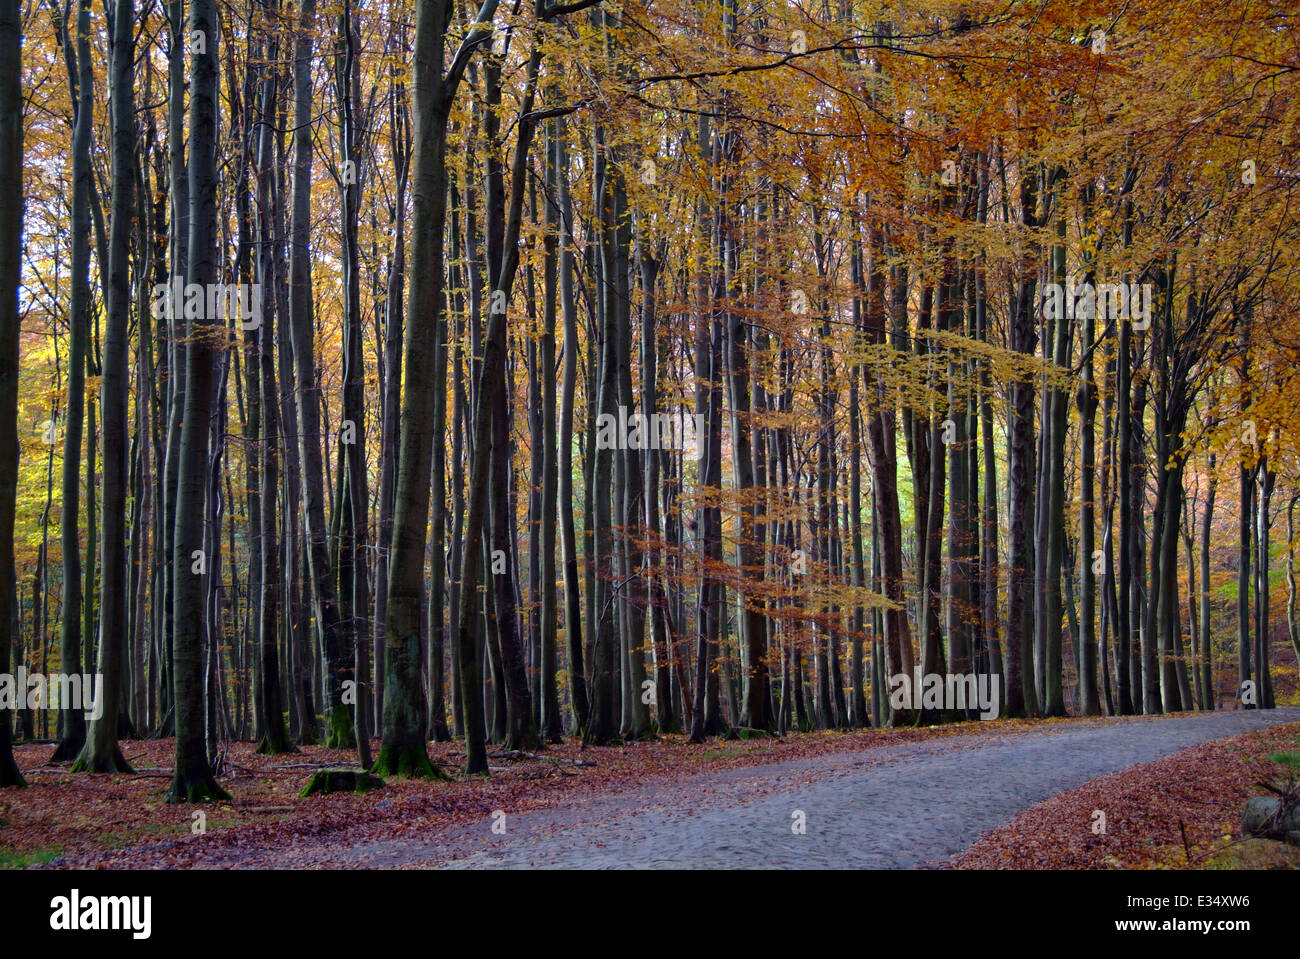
[1241,796,1300,843]
[300,768,384,798]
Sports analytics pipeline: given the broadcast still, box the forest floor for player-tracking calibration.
[1,708,1297,869]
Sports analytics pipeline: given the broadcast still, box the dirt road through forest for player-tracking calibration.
[334,708,1300,869]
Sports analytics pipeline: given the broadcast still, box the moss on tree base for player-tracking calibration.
[369,743,450,780]
[48,734,85,763]
[324,707,357,749]
[70,743,135,774]
[165,774,231,804]
[504,721,542,753]
[256,733,300,756]
[299,767,384,797]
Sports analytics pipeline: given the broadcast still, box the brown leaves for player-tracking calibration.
[951,721,1300,869]
[2,719,1039,868]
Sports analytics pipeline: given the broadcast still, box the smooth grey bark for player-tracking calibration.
[1077,248,1101,716]
[1255,463,1276,708]
[1041,187,1068,717]
[588,118,620,745]
[253,11,292,754]
[77,0,135,773]
[287,0,348,749]
[336,0,371,766]
[376,44,409,740]
[0,0,24,787]
[1238,457,1254,705]
[478,48,539,752]
[1200,455,1217,709]
[1287,495,1299,675]
[729,225,768,731]
[155,0,189,737]
[538,118,562,742]
[847,249,868,728]
[52,0,92,761]
[1005,167,1040,718]
[861,225,914,725]
[167,0,228,802]
[385,0,501,778]
[1115,278,1135,714]
[555,117,589,733]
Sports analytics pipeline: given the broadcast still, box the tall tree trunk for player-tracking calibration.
[1041,186,1069,717]
[1255,463,1275,708]
[77,0,136,773]
[52,0,93,761]
[538,118,563,742]
[0,0,24,787]
[1076,252,1101,715]
[556,118,589,734]
[1115,299,1135,714]
[376,46,409,742]
[847,247,869,728]
[167,0,228,802]
[254,10,293,754]
[155,0,188,738]
[1286,495,1299,678]
[336,0,371,766]
[387,0,502,778]
[1200,456,1217,709]
[1006,170,1040,717]
[861,227,914,725]
[288,0,350,750]
[1238,461,1254,706]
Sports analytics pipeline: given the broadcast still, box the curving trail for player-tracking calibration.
[413,709,1300,869]
[59,708,1298,869]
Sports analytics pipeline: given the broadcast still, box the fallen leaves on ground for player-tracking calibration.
[1,717,1045,868]
[950,721,1300,870]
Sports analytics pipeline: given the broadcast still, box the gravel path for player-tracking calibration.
[394,708,1298,869]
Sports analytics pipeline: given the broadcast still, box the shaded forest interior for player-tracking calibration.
[0,0,1298,799]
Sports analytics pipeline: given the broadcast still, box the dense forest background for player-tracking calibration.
[0,0,1297,801]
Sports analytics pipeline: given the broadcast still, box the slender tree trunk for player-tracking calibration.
[1006,170,1040,717]
[387,0,502,778]
[254,12,292,754]
[861,228,914,725]
[1077,263,1101,715]
[167,0,228,802]
[1200,457,1217,709]
[0,0,24,787]
[538,119,563,742]
[77,0,136,773]
[52,0,93,761]
[1256,464,1275,708]
[1238,461,1254,705]
[288,0,352,750]
[1041,191,1069,717]
[336,0,371,766]
[1286,495,1299,677]
[376,49,408,742]
[556,118,589,735]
